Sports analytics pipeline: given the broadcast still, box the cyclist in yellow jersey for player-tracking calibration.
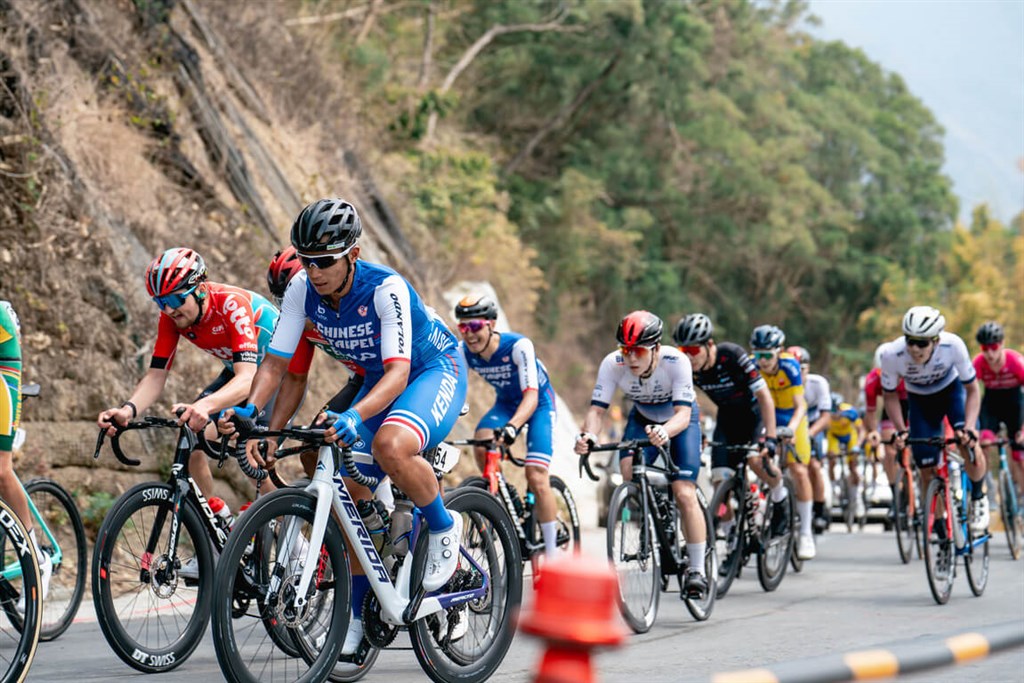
[826,401,868,518]
[750,325,816,560]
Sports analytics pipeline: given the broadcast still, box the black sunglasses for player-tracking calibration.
[298,252,347,269]
[905,336,933,348]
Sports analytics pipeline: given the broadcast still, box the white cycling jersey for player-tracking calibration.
[879,332,976,396]
[590,346,695,422]
[804,373,831,421]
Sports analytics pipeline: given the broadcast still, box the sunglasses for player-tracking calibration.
[752,350,776,360]
[457,320,489,334]
[679,345,704,357]
[981,342,1001,352]
[905,336,933,348]
[153,287,196,310]
[619,344,655,358]
[297,246,353,269]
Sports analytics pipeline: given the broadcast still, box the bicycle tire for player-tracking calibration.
[92,483,213,672]
[681,494,717,621]
[606,483,659,633]
[922,478,954,605]
[893,467,915,564]
[23,479,86,640]
[999,470,1021,560]
[709,477,744,598]
[409,486,523,683]
[529,475,581,576]
[212,488,350,683]
[757,485,792,592]
[787,478,803,574]
[963,514,990,597]
[0,498,41,683]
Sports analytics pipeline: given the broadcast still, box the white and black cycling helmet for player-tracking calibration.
[976,321,1004,346]
[617,310,664,348]
[290,198,362,254]
[673,313,713,346]
[454,294,498,320]
[902,305,945,338]
[750,324,785,350]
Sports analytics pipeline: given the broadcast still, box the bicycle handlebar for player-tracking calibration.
[94,412,223,467]
[447,438,527,467]
[578,438,672,482]
[708,441,762,456]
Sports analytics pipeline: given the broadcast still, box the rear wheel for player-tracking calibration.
[757,485,793,592]
[894,467,915,564]
[681,494,716,621]
[922,478,954,605]
[963,518,990,597]
[606,483,659,633]
[999,470,1021,560]
[709,477,744,598]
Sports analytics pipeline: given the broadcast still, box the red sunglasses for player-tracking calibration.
[981,342,1001,352]
[457,320,489,334]
[679,345,703,356]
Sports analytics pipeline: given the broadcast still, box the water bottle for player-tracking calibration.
[358,499,392,557]
[948,460,965,546]
[389,497,414,557]
[209,496,234,533]
[749,484,766,529]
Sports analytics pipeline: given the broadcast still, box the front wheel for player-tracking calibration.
[922,478,954,605]
[0,497,41,683]
[894,466,915,564]
[409,486,523,683]
[681,493,717,622]
[999,470,1021,560]
[964,514,990,597]
[709,477,744,599]
[24,479,87,641]
[757,486,793,592]
[606,483,659,633]
[92,483,213,673]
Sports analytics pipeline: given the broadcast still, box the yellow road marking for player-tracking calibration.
[843,650,899,679]
[946,633,990,662]
[712,669,779,683]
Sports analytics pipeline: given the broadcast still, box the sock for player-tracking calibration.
[540,521,559,556]
[28,528,47,564]
[686,542,706,576]
[798,500,813,536]
[813,501,824,518]
[971,478,986,501]
[770,482,788,503]
[421,494,454,532]
[351,574,370,619]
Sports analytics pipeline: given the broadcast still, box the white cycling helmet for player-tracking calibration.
[902,305,945,338]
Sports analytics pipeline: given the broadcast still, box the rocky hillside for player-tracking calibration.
[0,0,443,510]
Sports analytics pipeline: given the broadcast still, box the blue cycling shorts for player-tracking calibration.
[908,381,966,468]
[477,386,556,469]
[620,405,702,482]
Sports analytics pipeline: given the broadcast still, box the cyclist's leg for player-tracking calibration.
[809,431,828,528]
[788,419,814,553]
[0,318,30,526]
[907,391,945,518]
[666,408,707,594]
[523,394,558,554]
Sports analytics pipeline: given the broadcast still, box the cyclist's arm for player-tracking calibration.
[350,360,409,422]
[962,378,981,432]
[660,403,692,437]
[883,390,906,433]
[267,370,308,430]
[193,361,256,415]
[246,353,291,411]
[574,404,607,454]
[506,389,539,432]
[753,385,777,438]
[507,337,541,427]
[125,367,169,415]
[809,411,831,438]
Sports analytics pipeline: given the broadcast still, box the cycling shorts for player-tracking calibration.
[776,411,811,465]
[340,352,468,487]
[0,305,21,451]
[979,387,1023,461]
[710,405,761,470]
[827,432,859,459]
[907,382,966,468]
[620,405,702,482]
[476,386,556,469]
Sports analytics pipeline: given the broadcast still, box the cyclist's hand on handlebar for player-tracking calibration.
[954,426,978,449]
[325,409,363,446]
[645,424,669,447]
[173,401,213,433]
[762,436,778,458]
[867,430,881,447]
[891,429,908,449]
[574,431,597,455]
[218,403,258,437]
[495,423,519,446]
[247,438,277,469]
[97,405,133,437]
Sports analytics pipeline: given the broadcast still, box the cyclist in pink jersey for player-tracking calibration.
[972,321,1024,489]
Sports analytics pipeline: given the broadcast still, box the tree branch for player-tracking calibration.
[354,0,385,45]
[418,2,435,90]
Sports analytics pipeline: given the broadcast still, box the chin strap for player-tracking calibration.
[334,257,355,295]
[189,291,204,328]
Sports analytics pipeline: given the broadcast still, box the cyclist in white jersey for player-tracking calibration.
[881,306,989,532]
[789,346,833,533]
[574,311,707,598]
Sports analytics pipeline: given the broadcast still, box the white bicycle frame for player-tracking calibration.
[279,444,486,627]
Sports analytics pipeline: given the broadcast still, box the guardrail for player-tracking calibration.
[712,620,1024,683]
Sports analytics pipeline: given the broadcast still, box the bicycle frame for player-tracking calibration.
[932,450,990,554]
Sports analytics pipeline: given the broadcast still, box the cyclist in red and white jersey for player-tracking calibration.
[972,321,1024,490]
[864,343,909,518]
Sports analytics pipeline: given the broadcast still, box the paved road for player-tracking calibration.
[27,525,1024,682]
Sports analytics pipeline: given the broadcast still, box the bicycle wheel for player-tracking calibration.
[787,478,803,574]
[606,483,659,633]
[528,475,581,577]
[92,483,213,672]
[409,486,523,683]
[893,467,915,564]
[24,479,86,640]
[681,496,717,621]
[709,477,744,598]
[999,470,1021,560]
[963,515,990,597]
[757,486,793,592]
[922,478,954,605]
[0,499,41,683]
[212,488,350,683]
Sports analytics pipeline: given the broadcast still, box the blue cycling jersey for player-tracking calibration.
[460,332,552,406]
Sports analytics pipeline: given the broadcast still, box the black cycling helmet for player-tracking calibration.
[617,311,664,347]
[454,294,498,320]
[976,321,1004,346]
[673,313,713,346]
[290,198,362,254]
[750,324,785,350]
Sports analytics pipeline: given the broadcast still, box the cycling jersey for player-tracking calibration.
[461,332,556,468]
[691,342,766,408]
[759,352,810,464]
[591,346,696,423]
[879,333,976,395]
[974,349,1024,459]
[827,402,862,455]
[0,301,21,450]
[973,349,1024,390]
[864,367,907,408]
[150,283,278,371]
[804,373,831,422]
[284,319,366,377]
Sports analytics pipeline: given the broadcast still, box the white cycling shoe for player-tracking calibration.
[342,617,364,655]
[16,549,51,612]
[970,498,990,534]
[796,533,817,560]
[423,514,463,592]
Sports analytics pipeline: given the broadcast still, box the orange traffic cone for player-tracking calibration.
[519,556,626,683]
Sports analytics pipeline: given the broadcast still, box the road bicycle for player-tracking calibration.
[829,443,866,533]
[0,495,41,683]
[211,422,522,683]
[709,441,794,596]
[453,437,580,576]
[91,415,286,673]
[911,436,990,605]
[986,433,1023,560]
[8,383,87,640]
[581,438,716,633]
[775,431,805,574]
[891,441,923,564]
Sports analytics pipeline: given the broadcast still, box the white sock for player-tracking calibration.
[687,542,706,576]
[540,521,559,556]
[797,500,813,536]
[28,528,47,564]
[770,482,788,503]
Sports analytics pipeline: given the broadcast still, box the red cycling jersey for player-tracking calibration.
[864,366,906,412]
[973,348,1024,390]
[150,283,275,371]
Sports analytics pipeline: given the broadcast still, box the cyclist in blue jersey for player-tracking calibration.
[222,198,468,655]
[454,294,560,558]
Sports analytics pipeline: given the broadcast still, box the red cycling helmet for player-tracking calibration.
[267,246,303,303]
[145,247,207,297]
[616,311,664,348]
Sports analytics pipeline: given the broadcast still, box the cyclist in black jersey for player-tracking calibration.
[674,314,789,532]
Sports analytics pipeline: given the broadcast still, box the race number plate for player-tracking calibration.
[428,442,461,474]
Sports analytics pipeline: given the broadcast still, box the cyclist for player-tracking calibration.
[673,314,789,541]
[96,247,280,535]
[574,311,707,598]
[222,198,468,653]
[882,306,989,533]
[972,321,1024,492]
[750,325,816,560]
[864,343,908,519]
[0,300,52,599]
[789,346,833,533]
[826,401,867,519]
[454,294,561,559]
